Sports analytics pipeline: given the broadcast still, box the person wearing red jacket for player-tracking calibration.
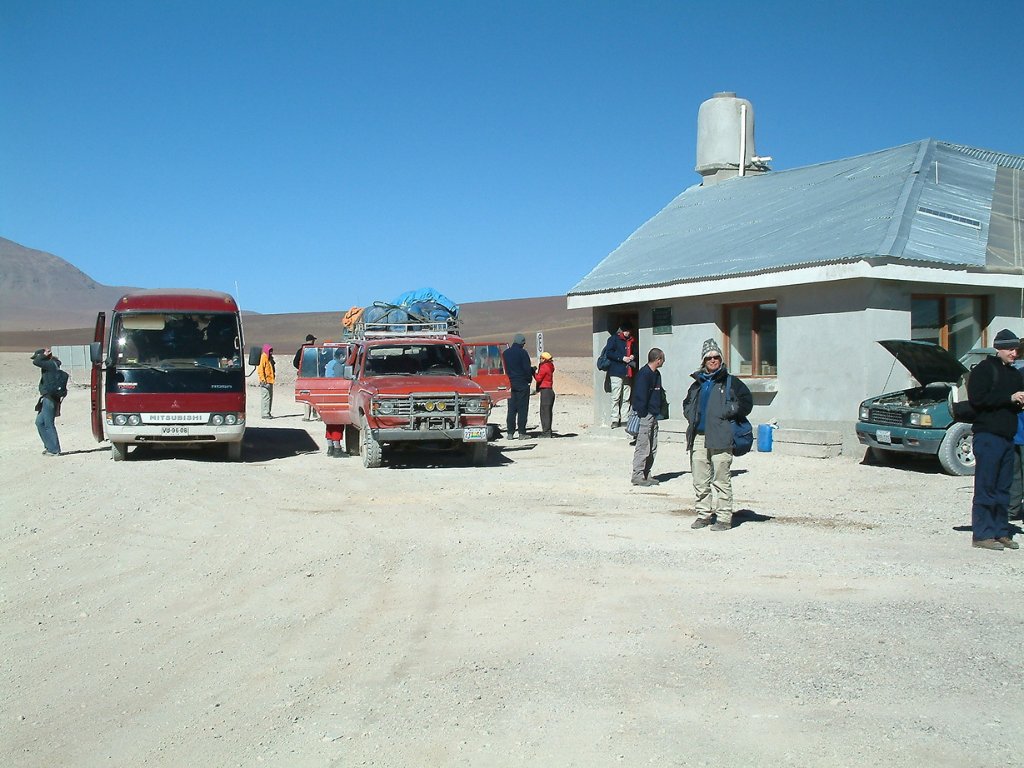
[534,351,556,437]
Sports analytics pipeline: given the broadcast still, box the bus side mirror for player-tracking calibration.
[89,341,103,364]
[248,346,262,366]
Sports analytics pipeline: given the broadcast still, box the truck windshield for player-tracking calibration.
[112,312,242,369]
[364,344,465,376]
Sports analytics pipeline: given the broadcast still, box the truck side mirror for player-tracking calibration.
[248,346,262,366]
[343,364,354,379]
[89,341,103,364]
[469,363,479,377]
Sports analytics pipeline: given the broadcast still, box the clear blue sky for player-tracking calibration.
[3,1,1022,314]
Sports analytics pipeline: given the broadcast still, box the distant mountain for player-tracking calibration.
[0,237,591,356]
[0,237,137,331]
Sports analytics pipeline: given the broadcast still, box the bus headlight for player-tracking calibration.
[114,414,128,426]
[225,414,237,425]
[127,414,142,426]
[211,414,225,426]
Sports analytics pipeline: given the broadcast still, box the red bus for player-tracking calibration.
[89,289,246,461]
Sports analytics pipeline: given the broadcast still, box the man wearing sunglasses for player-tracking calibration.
[683,338,753,531]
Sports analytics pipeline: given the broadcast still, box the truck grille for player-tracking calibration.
[867,409,903,426]
[380,395,461,417]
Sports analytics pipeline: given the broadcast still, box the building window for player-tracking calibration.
[724,302,777,376]
[911,295,987,359]
[652,307,672,335]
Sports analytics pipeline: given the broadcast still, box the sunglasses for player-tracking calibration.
[705,355,722,361]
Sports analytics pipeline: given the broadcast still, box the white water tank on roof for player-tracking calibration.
[695,91,756,176]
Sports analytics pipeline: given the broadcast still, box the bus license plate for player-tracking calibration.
[161,426,189,436]
[876,429,891,444]
[463,427,487,442]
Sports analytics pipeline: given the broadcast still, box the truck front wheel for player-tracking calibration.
[361,417,382,468]
[464,441,488,466]
[345,425,360,456]
[111,441,128,461]
[937,422,974,476]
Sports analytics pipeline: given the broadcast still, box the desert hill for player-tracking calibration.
[0,237,592,356]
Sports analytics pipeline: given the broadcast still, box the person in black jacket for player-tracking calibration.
[502,333,535,440]
[630,348,665,486]
[967,329,1024,551]
[602,323,636,428]
[683,339,753,531]
[32,347,63,456]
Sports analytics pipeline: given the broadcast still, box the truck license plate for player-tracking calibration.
[463,427,487,442]
[876,429,891,444]
[161,426,189,436]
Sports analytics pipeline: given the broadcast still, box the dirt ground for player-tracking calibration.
[2,353,1022,767]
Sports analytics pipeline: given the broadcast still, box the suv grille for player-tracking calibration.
[381,395,461,417]
[868,409,903,426]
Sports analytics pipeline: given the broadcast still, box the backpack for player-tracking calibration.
[725,375,753,456]
[596,349,611,371]
[50,368,70,399]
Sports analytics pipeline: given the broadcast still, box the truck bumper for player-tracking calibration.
[106,424,245,445]
[855,422,944,455]
[372,426,487,443]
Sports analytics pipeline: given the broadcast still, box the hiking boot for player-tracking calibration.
[691,517,713,529]
[326,445,336,457]
[972,539,1005,551]
[997,537,1020,550]
[710,522,732,531]
[631,477,659,487]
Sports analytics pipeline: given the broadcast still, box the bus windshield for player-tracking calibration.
[112,312,242,369]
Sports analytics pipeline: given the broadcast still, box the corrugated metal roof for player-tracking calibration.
[569,139,1024,296]
[940,142,1024,171]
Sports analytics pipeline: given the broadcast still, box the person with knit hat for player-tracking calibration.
[534,351,556,437]
[682,338,753,530]
[967,328,1024,551]
[502,333,535,439]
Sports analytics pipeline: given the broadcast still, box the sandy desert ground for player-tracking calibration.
[2,352,1023,767]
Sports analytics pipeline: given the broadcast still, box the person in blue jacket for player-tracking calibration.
[32,347,64,456]
[1007,349,1024,522]
[502,333,535,440]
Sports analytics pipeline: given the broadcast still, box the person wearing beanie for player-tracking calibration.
[257,344,276,419]
[967,329,1024,551]
[1008,342,1024,522]
[601,323,636,428]
[502,333,535,439]
[682,338,753,530]
[534,351,556,437]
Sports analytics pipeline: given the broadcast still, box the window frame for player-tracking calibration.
[722,300,777,377]
[910,293,988,352]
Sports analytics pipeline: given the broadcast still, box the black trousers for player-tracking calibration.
[538,388,555,434]
[507,386,530,435]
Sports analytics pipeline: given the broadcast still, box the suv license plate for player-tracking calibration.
[463,427,487,442]
[161,426,190,436]
[876,429,891,444]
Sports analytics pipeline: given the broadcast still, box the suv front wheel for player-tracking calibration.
[937,422,974,476]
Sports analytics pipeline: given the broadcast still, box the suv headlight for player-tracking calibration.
[373,400,395,416]
[909,413,932,426]
[859,405,870,420]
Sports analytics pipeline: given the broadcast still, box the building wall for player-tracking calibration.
[588,279,1021,430]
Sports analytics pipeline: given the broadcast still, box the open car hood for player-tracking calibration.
[877,340,967,386]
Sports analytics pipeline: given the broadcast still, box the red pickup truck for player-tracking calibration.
[295,324,509,467]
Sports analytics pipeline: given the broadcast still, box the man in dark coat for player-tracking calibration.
[968,329,1024,551]
[683,339,753,531]
[602,323,636,427]
[32,347,64,456]
[630,347,665,486]
[502,333,535,440]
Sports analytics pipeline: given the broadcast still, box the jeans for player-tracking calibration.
[507,386,530,436]
[35,396,61,454]
[971,432,1013,541]
[1010,445,1024,520]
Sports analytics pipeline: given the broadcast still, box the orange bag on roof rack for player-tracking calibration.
[342,306,364,330]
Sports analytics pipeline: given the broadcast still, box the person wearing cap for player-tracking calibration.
[257,344,276,419]
[682,338,753,530]
[501,333,535,440]
[31,347,64,456]
[630,347,666,486]
[534,351,556,437]
[294,334,318,421]
[601,323,636,428]
[967,329,1024,551]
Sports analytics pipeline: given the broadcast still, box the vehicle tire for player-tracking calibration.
[226,441,242,461]
[111,441,128,461]
[345,425,360,456]
[937,422,975,476]
[361,416,382,468]
[464,441,488,466]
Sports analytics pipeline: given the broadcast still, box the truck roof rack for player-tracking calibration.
[355,320,459,339]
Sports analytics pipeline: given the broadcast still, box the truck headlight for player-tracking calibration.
[859,406,870,421]
[909,413,932,426]
[463,397,487,414]
[373,400,395,415]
